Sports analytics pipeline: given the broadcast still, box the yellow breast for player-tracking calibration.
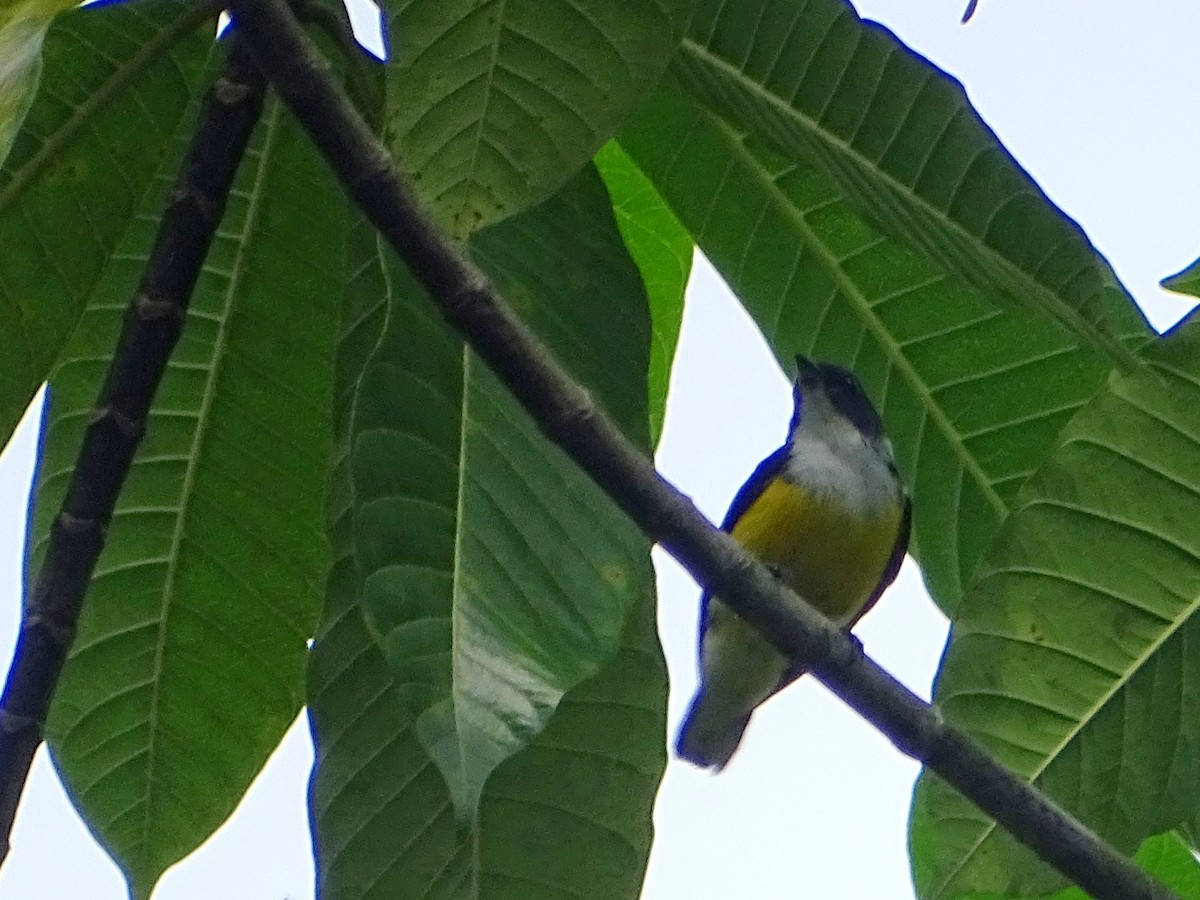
[729,477,902,625]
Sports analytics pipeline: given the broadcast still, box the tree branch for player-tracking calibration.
[294,0,384,131]
[227,1,1178,898]
[0,27,264,864]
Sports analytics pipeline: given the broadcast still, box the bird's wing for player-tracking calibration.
[697,444,790,656]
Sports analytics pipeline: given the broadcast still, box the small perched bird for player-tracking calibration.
[676,356,911,770]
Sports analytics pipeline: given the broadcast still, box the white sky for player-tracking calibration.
[0,1,1198,897]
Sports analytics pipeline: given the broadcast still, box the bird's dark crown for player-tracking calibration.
[792,355,884,439]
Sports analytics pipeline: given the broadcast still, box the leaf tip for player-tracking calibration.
[1160,255,1200,299]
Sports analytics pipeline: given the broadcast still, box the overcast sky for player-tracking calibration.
[0,2,1197,898]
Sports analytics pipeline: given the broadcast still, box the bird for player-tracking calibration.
[676,355,911,770]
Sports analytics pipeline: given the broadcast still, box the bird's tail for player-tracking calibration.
[675,686,752,771]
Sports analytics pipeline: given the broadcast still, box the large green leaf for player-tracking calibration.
[34,101,345,898]
[308,166,666,897]
[594,140,692,448]
[309,552,663,900]
[354,164,651,819]
[0,0,214,443]
[618,86,1136,611]
[910,313,1200,898]
[382,0,693,237]
[673,0,1147,362]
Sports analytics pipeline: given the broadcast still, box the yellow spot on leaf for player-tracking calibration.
[600,563,628,591]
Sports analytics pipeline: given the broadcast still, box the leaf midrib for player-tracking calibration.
[676,38,1138,370]
[458,0,506,231]
[135,96,284,868]
[452,346,480,894]
[700,106,1007,525]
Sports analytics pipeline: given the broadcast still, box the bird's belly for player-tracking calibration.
[729,477,901,625]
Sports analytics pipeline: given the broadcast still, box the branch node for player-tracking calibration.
[134,292,186,325]
[89,403,144,441]
[559,392,597,429]
[54,510,103,539]
[0,712,38,737]
[168,184,220,222]
[214,73,254,105]
[349,155,393,201]
[895,701,947,762]
[445,275,491,317]
[23,614,75,649]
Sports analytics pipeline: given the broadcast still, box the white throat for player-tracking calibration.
[784,412,898,518]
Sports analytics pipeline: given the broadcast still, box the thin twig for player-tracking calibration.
[0,28,265,864]
[227,1,1178,898]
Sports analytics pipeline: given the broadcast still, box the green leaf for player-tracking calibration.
[1126,832,1200,900]
[309,545,663,900]
[595,140,692,448]
[673,0,1148,364]
[943,832,1200,900]
[618,86,1132,612]
[0,0,214,444]
[1051,832,1200,900]
[383,0,694,237]
[1162,257,1200,299]
[35,102,344,898]
[350,164,651,821]
[0,0,70,166]
[308,166,666,897]
[910,313,1200,898]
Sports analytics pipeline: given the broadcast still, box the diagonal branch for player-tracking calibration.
[0,27,265,863]
[226,1,1179,898]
